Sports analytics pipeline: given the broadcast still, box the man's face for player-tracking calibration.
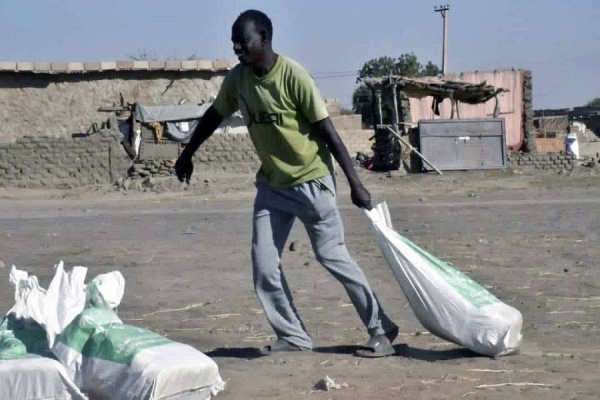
[231,20,264,66]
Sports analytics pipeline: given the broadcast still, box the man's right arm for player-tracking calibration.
[175,106,223,183]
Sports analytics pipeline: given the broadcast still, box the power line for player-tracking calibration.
[313,74,357,80]
[313,73,357,77]
[311,70,358,75]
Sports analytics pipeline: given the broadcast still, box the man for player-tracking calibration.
[175,9,398,357]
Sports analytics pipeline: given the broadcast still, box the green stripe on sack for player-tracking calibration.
[1,316,54,360]
[56,282,171,365]
[57,318,171,365]
[82,324,171,365]
[394,231,499,308]
[0,331,30,360]
[55,304,121,353]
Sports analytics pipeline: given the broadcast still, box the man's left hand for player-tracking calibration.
[351,183,373,210]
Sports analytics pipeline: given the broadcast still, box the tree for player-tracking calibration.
[126,50,201,61]
[587,98,600,108]
[422,61,441,77]
[127,49,159,61]
[353,53,440,126]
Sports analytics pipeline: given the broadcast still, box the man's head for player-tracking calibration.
[231,10,273,66]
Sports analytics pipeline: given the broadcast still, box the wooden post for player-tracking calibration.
[370,88,377,128]
[493,94,500,118]
[376,90,383,126]
[398,90,410,135]
[391,84,400,130]
[390,84,402,173]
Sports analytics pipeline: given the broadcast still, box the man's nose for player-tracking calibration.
[233,42,242,52]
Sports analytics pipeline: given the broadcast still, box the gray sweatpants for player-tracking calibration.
[251,174,397,349]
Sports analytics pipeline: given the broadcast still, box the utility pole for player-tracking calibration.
[434,4,450,75]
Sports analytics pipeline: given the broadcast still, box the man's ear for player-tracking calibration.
[259,30,269,45]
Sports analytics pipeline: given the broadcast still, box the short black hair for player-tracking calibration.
[234,10,273,40]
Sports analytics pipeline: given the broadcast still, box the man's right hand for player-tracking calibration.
[350,183,373,210]
[175,154,193,183]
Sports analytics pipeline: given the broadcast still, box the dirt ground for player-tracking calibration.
[1,166,599,400]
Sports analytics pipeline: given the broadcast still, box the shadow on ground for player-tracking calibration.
[205,347,263,359]
[314,344,481,361]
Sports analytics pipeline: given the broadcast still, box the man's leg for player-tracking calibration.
[252,181,312,350]
[298,176,397,339]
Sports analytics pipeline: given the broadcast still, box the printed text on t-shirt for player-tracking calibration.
[251,112,283,125]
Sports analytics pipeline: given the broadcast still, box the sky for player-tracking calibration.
[1,0,598,110]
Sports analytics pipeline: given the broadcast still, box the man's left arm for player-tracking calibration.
[291,65,372,210]
[312,118,372,210]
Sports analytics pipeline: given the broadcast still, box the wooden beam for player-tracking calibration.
[97,106,130,112]
[384,125,443,175]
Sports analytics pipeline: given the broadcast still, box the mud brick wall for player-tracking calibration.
[193,133,261,172]
[508,152,576,172]
[191,130,376,166]
[130,130,373,179]
[0,130,130,188]
[130,133,261,178]
[0,60,236,143]
[338,130,374,157]
[0,129,373,188]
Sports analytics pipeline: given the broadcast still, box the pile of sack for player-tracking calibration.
[1,261,225,400]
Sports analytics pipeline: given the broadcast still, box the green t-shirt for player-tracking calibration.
[212,55,332,188]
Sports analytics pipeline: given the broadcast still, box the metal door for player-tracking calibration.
[419,119,507,171]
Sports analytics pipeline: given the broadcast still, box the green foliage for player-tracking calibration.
[127,49,159,61]
[357,53,439,79]
[352,85,377,126]
[127,50,201,61]
[422,61,441,77]
[353,53,440,126]
[586,98,600,108]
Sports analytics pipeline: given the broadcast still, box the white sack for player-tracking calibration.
[0,357,87,400]
[11,262,225,399]
[366,202,523,357]
[565,132,580,159]
[1,269,87,400]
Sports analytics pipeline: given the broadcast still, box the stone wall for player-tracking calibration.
[0,60,236,143]
[0,130,130,188]
[508,152,577,172]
